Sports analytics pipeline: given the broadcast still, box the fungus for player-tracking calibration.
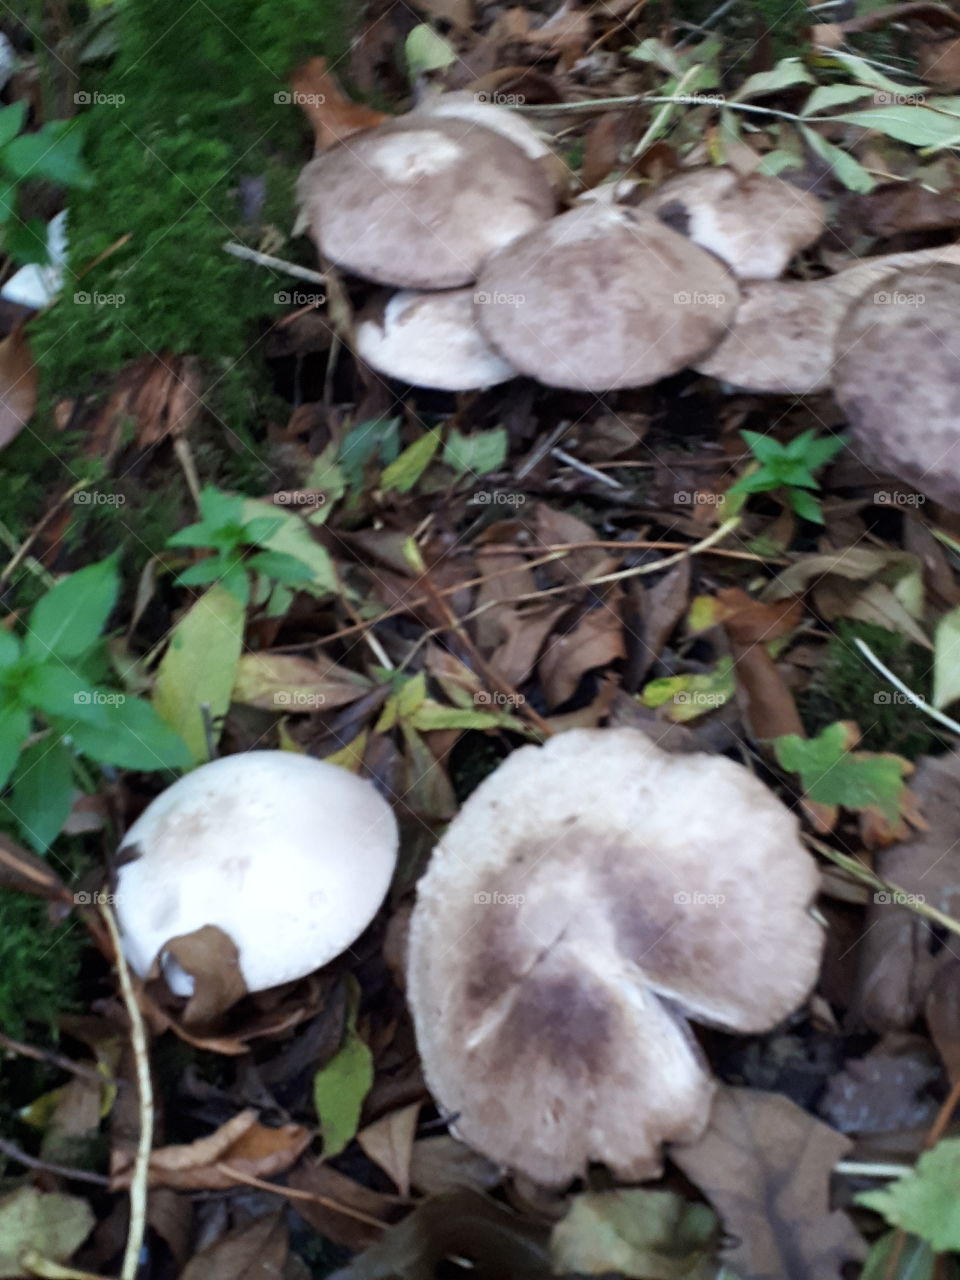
[115,751,398,995]
[407,728,823,1186]
[473,203,738,391]
[297,117,554,289]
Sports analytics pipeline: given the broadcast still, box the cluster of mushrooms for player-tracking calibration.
[297,96,960,512]
[115,728,823,1186]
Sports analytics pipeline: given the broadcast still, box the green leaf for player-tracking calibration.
[248,549,317,586]
[802,83,874,115]
[152,584,245,763]
[0,628,20,669]
[858,1139,960,1251]
[23,665,114,726]
[629,37,689,77]
[861,1231,935,1280]
[313,979,374,1158]
[25,557,118,661]
[756,148,804,176]
[69,695,191,771]
[9,738,75,852]
[833,105,960,148]
[640,657,735,723]
[380,429,442,494]
[409,700,525,732]
[787,486,825,523]
[932,605,960,709]
[3,120,90,187]
[0,704,30,791]
[405,23,457,77]
[551,1189,718,1279]
[240,499,337,597]
[0,102,27,151]
[740,430,785,464]
[443,426,508,478]
[800,125,876,192]
[730,58,814,102]
[2,217,51,266]
[177,556,232,588]
[0,1185,95,1278]
[825,50,928,96]
[773,722,909,822]
[339,416,401,490]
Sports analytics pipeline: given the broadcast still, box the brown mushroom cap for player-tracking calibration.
[296,117,554,289]
[643,168,825,281]
[407,727,823,1186]
[355,288,516,390]
[473,203,739,391]
[695,244,960,394]
[834,264,960,511]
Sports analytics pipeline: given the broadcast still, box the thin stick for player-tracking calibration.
[0,1138,111,1187]
[0,1031,124,1089]
[215,1163,389,1227]
[21,1254,111,1280]
[0,480,91,593]
[834,1160,913,1178]
[223,241,327,285]
[99,902,153,1280]
[550,447,625,490]
[855,638,960,737]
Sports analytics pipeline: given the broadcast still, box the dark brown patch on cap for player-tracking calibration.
[116,841,144,870]
[654,198,691,239]
[502,970,615,1076]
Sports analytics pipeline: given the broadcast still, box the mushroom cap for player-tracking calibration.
[473,203,739,390]
[356,288,517,390]
[116,751,399,994]
[643,168,825,280]
[833,264,960,511]
[696,243,960,394]
[413,91,552,163]
[297,117,554,289]
[407,727,823,1185]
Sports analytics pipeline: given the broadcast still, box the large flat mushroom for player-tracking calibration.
[473,203,739,391]
[833,264,960,511]
[407,727,824,1186]
[297,116,554,289]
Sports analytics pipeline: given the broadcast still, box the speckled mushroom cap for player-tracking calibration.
[833,264,960,511]
[407,727,824,1186]
[642,168,825,280]
[296,116,554,289]
[696,243,960,394]
[356,288,517,390]
[473,203,739,391]
[413,91,552,163]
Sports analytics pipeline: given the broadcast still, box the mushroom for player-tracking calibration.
[407,727,823,1186]
[695,243,960,394]
[413,91,552,164]
[356,288,517,390]
[833,263,960,511]
[473,203,739,391]
[115,751,398,995]
[297,116,554,289]
[642,168,825,281]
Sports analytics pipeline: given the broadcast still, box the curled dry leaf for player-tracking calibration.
[288,1158,405,1253]
[290,57,388,151]
[149,923,248,1029]
[357,1102,420,1196]
[538,593,626,707]
[179,1210,289,1280]
[0,325,36,449]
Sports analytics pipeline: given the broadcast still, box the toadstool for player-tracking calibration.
[473,203,739,391]
[642,168,825,281]
[833,263,960,511]
[356,288,517,390]
[115,751,398,995]
[407,727,823,1186]
[297,116,554,289]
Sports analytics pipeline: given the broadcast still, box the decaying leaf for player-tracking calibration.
[180,1211,289,1280]
[149,924,248,1028]
[289,1159,404,1253]
[357,1103,420,1196]
[0,326,36,449]
[233,652,372,712]
[290,57,388,150]
[670,1086,865,1280]
[0,1187,94,1278]
[538,593,626,707]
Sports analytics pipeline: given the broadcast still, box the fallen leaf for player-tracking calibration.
[180,1211,288,1280]
[819,1037,940,1134]
[232,652,372,713]
[0,325,36,448]
[0,1187,94,1278]
[671,1086,865,1280]
[409,1135,502,1196]
[357,1103,420,1196]
[0,831,70,901]
[774,722,912,829]
[289,1158,404,1253]
[290,58,388,150]
[538,595,626,707]
[926,960,960,1084]
[933,604,960,709]
[314,978,374,1158]
[151,924,248,1028]
[858,1138,960,1251]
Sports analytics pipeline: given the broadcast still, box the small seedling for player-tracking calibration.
[729,428,846,523]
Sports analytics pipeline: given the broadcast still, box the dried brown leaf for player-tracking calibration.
[538,596,626,707]
[180,1210,288,1280]
[0,325,36,448]
[291,58,388,151]
[233,652,372,712]
[357,1103,420,1196]
[288,1158,404,1253]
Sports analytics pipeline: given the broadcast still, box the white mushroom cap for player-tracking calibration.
[413,91,552,163]
[642,168,825,280]
[356,289,516,390]
[473,203,739,391]
[115,751,399,994]
[407,728,823,1186]
[297,117,554,289]
[834,264,960,511]
[696,243,960,394]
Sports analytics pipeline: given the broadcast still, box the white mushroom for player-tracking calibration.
[407,727,824,1186]
[115,751,398,994]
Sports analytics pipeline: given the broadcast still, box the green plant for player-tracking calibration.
[0,102,89,264]
[0,557,189,851]
[729,428,846,523]
[0,891,83,1039]
[167,486,319,603]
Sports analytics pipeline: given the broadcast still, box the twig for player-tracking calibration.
[215,1163,390,1227]
[223,241,327,285]
[99,901,153,1280]
[834,1160,913,1178]
[21,1254,111,1280]
[0,1137,111,1186]
[855,638,960,737]
[550,446,625,489]
[0,1031,124,1089]
[0,480,91,593]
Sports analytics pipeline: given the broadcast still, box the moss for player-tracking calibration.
[0,891,84,1041]
[801,619,939,759]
